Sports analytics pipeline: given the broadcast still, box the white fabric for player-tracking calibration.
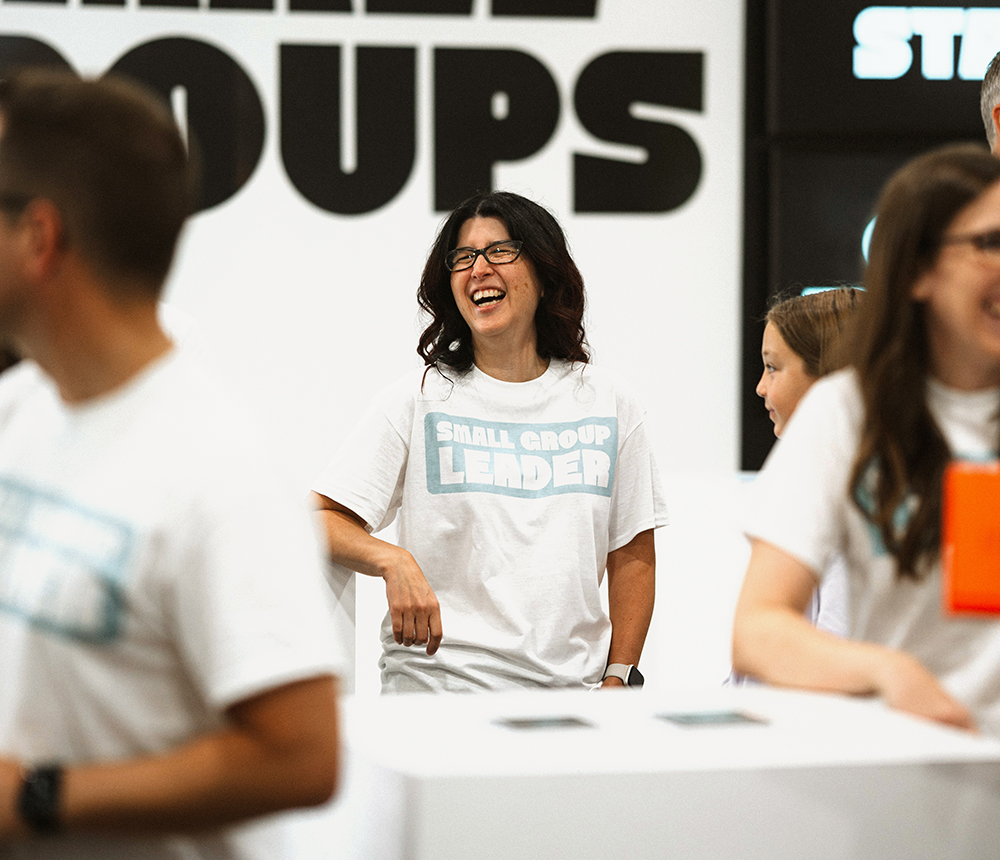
[314,360,668,693]
[808,555,850,638]
[0,349,343,860]
[744,369,1000,735]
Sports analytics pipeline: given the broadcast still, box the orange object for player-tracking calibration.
[942,461,1000,614]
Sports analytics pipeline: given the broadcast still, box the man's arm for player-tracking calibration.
[312,492,442,655]
[601,529,655,688]
[732,538,975,730]
[0,674,339,838]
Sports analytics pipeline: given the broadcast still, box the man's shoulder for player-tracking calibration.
[112,349,283,493]
[0,360,53,428]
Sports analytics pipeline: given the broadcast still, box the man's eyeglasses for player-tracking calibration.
[445,240,523,272]
[940,229,1000,255]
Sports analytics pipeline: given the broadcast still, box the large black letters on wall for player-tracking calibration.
[364,1,596,15]
[0,36,72,76]
[0,36,263,215]
[574,51,703,213]
[111,38,265,214]
[434,48,560,212]
[0,32,706,218]
[287,0,350,11]
[492,0,596,16]
[281,45,417,215]
[367,0,470,12]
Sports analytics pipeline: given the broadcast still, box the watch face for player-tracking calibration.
[627,666,644,687]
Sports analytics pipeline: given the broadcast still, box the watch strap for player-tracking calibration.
[604,663,642,686]
[18,764,63,835]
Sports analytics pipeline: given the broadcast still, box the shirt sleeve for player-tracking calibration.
[606,393,669,552]
[743,371,861,581]
[170,469,346,712]
[312,390,411,534]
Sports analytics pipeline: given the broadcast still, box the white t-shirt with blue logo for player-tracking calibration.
[744,368,1000,735]
[315,359,668,692]
[0,349,343,860]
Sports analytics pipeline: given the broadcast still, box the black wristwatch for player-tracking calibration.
[603,663,644,687]
[18,764,64,835]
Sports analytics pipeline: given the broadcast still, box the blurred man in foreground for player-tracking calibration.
[0,68,342,859]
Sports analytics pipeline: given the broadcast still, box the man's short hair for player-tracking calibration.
[981,50,1000,149]
[0,68,195,297]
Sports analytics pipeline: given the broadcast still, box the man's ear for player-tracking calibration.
[992,103,1000,156]
[19,199,66,281]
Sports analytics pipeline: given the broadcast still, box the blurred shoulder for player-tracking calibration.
[797,368,862,416]
[0,360,54,429]
[776,367,863,452]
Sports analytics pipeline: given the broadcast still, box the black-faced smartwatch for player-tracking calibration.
[18,764,64,835]
[603,663,644,687]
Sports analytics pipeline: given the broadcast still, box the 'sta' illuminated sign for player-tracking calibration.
[853,6,1000,80]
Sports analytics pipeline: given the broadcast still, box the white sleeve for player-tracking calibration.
[607,408,669,552]
[312,394,410,534]
[743,372,861,580]
[170,474,346,711]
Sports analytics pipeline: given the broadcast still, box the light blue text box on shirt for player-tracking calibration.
[424,412,618,499]
[0,476,133,643]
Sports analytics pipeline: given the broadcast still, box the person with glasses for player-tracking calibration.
[313,190,667,693]
[733,144,1000,735]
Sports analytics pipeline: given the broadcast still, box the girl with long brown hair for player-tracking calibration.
[754,287,863,637]
[733,144,1000,733]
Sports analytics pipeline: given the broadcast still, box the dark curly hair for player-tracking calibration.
[417,191,589,371]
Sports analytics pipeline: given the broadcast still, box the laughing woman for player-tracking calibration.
[313,191,668,693]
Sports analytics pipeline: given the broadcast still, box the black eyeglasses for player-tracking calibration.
[445,239,523,272]
[940,228,1000,255]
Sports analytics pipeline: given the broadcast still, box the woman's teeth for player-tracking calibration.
[473,289,505,306]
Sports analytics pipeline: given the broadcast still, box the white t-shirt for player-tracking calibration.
[744,369,1000,735]
[809,555,850,637]
[315,360,668,692]
[0,349,343,860]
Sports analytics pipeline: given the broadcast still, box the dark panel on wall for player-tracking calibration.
[769,0,983,138]
[741,0,992,470]
[769,146,924,292]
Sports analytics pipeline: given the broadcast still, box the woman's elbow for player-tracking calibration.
[730,604,765,678]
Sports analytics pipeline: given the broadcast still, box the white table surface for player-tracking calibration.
[284,685,1000,860]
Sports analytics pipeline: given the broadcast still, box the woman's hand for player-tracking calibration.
[875,651,977,731]
[381,547,442,655]
[313,494,443,655]
[734,539,977,733]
